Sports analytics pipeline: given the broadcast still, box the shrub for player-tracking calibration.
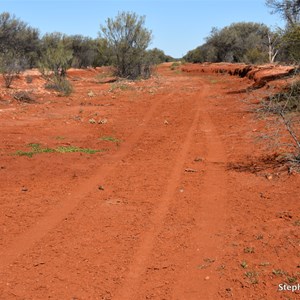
[100,12,153,79]
[45,76,73,96]
[267,79,300,112]
[13,91,35,103]
[0,51,27,88]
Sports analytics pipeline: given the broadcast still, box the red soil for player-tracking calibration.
[0,63,299,299]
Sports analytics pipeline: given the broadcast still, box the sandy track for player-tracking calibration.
[0,65,299,299]
[0,88,162,270]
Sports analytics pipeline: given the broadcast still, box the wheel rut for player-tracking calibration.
[114,82,210,299]
[0,97,162,269]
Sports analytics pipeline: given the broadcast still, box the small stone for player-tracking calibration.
[164,120,169,125]
[185,168,197,173]
[194,157,204,162]
[98,118,108,124]
[98,185,104,191]
[266,174,273,180]
[205,276,210,280]
[89,118,96,124]
[21,187,28,192]
[87,90,94,97]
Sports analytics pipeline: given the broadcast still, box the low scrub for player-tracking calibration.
[267,79,300,113]
[45,77,73,96]
[15,143,104,158]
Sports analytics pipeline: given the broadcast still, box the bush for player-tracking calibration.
[13,91,35,103]
[100,12,153,79]
[45,76,73,96]
[268,79,300,112]
[0,51,27,88]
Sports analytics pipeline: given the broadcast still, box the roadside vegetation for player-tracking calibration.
[15,143,104,158]
[0,11,173,91]
[184,0,300,64]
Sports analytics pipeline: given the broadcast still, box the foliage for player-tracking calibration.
[39,33,73,95]
[0,50,27,88]
[184,47,205,63]
[281,24,300,61]
[184,22,272,64]
[45,76,73,96]
[0,12,40,68]
[267,79,300,112]
[260,78,300,164]
[100,11,153,79]
[94,38,114,66]
[265,1,300,62]
[146,48,174,64]
[66,35,99,68]
[15,143,103,157]
[266,0,300,26]
[39,33,73,77]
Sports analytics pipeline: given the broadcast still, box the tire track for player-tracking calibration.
[172,87,228,299]
[113,83,208,300]
[0,97,163,269]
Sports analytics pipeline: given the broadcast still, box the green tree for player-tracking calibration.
[100,11,153,79]
[266,1,300,62]
[0,12,40,67]
[282,24,300,61]
[0,50,27,88]
[94,38,114,66]
[185,22,273,64]
[39,33,73,77]
[66,35,99,68]
[146,48,173,64]
[39,33,73,95]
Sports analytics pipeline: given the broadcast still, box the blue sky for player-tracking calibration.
[1,0,284,58]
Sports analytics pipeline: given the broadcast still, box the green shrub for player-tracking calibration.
[45,77,73,96]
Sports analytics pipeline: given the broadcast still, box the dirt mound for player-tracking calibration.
[182,63,298,88]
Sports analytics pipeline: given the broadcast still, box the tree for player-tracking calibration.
[66,35,99,68]
[146,48,173,64]
[266,0,300,26]
[99,11,153,79]
[39,33,73,78]
[183,47,206,63]
[94,38,114,66]
[0,12,40,67]
[0,50,27,88]
[266,1,300,62]
[0,12,39,87]
[185,22,273,64]
[282,24,300,61]
[39,33,73,95]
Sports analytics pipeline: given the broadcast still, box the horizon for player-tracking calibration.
[1,0,284,58]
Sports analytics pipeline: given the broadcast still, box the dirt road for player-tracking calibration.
[0,64,299,299]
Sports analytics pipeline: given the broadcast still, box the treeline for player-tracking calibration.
[0,11,173,72]
[184,0,300,64]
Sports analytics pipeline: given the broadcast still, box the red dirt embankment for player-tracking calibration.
[182,62,297,88]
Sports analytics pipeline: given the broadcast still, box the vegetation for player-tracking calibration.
[99,12,153,79]
[184,1,300,64]
[266,0,300,26]
[15,143,104,158]
[39,33,73,95]
[0,12,37,87]
[184,22,273,64]
[0,10,170,90]
[100,136,122,143]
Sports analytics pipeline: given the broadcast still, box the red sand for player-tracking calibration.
[0,63,299,299]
